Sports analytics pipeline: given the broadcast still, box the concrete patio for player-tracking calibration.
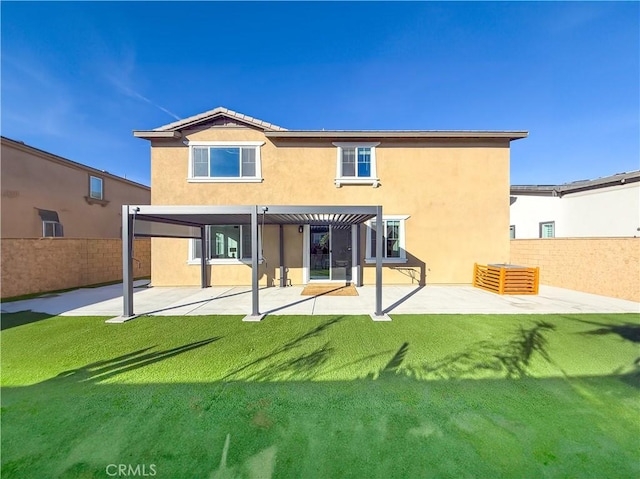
[2,280,638,317]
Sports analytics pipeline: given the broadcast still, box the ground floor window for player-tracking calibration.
[37,209,63,237]
[365,215,409,263]
[43,221,63,237]
[190,225,258,262]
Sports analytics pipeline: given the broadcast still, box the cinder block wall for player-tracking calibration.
[1,238,150,299]
[510,238,640,302]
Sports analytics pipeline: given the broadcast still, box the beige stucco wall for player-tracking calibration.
[150,225,286,287]
[149,126,512,286]
[510,238,640,302]
[1,238,150,298]
[1,139,150,238]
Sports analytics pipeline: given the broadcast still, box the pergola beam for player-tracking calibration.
[262,205,378,216]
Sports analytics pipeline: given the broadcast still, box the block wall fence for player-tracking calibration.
[2,237,637,302]
[1,238,150,299]
[510,238,640,302]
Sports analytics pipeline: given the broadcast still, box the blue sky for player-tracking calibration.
[2,1,638,186]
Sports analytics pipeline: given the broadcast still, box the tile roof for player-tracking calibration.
[152,106,288,132]
[135,106,527,141]
[511,170,640,196]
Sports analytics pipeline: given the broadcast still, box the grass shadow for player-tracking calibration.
[222,317,345,381]
[41,337,222,385]
[1,311,56,331]
[570,317,640,343]
[368,342,410,380]
[410,320,557,380]
[2,373,639,479]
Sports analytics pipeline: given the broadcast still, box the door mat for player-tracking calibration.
[301,284,359,296]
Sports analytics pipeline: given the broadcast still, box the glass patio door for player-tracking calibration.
[331,226,352,282]
[309,225,352,282]
[310,226,330,280]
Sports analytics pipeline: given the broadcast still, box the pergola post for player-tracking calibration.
[123,205,134,317]
[243,205,264,321]
[200,225,207,288]
[106,205,136,323]
[355,224,362,287]
[371,205,390,321]
[279,224,286,287]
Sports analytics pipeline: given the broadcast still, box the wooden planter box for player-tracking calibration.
[473,263,539,295]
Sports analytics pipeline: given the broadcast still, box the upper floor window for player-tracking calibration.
[539,221,555,238]
[509,225,516,239]
[333,142,380,187]
[364,215,409,263]
[89,176,103,200]
[188,141,264,183]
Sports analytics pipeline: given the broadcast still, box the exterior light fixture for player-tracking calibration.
[298,225,304,233]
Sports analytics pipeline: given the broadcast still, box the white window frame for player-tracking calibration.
[539,221,555,238]
[188,225,263,265]
[42,221,63,237]
[333,142,380,187]
[89,175,103,200]
[364,215,409,264]
[187,141,265,183]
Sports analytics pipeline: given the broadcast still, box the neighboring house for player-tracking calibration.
[510,171,640,239]
[133,107,527,287]
[1,136,150,238]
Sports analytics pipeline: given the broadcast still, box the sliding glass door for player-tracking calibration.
[309,225,352,282]
[331,226,352,282]
[310,226,330,280]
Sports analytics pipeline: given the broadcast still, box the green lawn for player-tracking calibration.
[1,312,639,478]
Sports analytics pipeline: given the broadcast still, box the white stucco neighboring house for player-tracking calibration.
[510,170,640,239]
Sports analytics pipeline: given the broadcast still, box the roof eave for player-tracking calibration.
[1,136,150,190]
[133,131,182,139]
[512,172,640,196]
[510,187,558,197]
[264,130,528,140]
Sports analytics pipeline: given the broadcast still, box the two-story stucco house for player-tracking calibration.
[1,136,150,239]
[132,107,527,296]
[510,170,640,239]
